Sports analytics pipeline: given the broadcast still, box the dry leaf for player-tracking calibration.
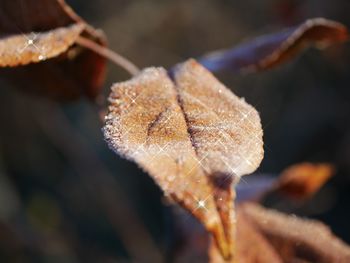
[0,24,85,67]
[199,18,348,73]
[210,208,283,263]
[241,203,350,263]
[170,202,350,262]
[236,162,335,202]
[0,0,106,100]
[277,163,335,200]
[103,59,264,260]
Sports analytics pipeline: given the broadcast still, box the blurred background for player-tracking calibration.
[0,0,350,262]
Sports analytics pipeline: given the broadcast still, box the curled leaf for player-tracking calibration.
[103,59,264,260]
[210,208,283,263]
[277,163,335,200]
[170,201,350,262]
[241,203,350,263]
[235,210,282,263]
[0,24,84,67]
[199,18,348,73]
[236,162,335,202]
[0,0,106,100]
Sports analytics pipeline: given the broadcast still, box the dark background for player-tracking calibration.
[0,0,350,262]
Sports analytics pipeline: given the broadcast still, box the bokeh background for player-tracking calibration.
[0,0,350,262]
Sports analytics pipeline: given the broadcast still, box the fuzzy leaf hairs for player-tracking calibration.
[103,59,263,261]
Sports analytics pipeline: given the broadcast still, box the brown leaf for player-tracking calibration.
[241,203,350,263]
[199,18,348,73]
[103,59,264,260]
[0,24,85,67]
[210,208,283,263]
[236,210,283,263]
[277,163,335,200]
[169,202,350,262]
[0,0,106,100]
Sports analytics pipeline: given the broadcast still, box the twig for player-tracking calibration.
[76,35,140,76]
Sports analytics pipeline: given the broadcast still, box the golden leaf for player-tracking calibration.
[277,163,335,200]
[103,59,264,260]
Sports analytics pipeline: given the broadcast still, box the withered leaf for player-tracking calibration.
[241,203,350,263]
[277,163,335,200]
[0,24,84,67]
[210,208,283,263]
[170,201,350,262]
[103,59,264,260]
[199,18,348,73]
[235,210,283,263]
[236,162,335,202]
[0,0,106,100]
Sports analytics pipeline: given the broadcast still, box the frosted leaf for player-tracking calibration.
[0,0,107,100]
[0,24,84,67]
[239,203,350,263]
[103,59,264,260]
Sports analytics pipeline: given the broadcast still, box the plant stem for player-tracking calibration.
[76,36,140,76]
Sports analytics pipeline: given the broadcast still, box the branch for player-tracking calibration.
[76,36,140,76]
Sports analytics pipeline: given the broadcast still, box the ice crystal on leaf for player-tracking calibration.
[103,59,264,260]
